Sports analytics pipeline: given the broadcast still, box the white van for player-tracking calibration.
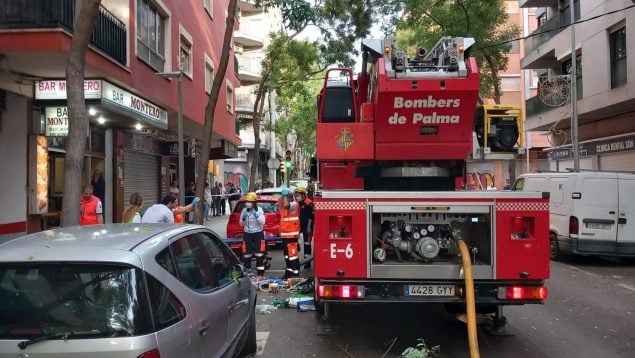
[512,171,635,260]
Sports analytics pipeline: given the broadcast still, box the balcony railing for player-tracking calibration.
[526,95,566,118]
[525,15,563,54]
[0,0,127,65]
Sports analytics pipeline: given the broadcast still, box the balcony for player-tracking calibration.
[525,15,563,55]
[520,0,557,7]
[0,0,127,65]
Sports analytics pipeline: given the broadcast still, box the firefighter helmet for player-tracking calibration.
[295,186,307,194]
[245,192,257,202]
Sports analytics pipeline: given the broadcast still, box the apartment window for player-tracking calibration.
[561,53,582,100]
[180,38,192,77]
[500,76,521,92]
[536,13,547,28]
[610,27,627,89]
[137,0,166,71]
[204,0,213,18]
[226,81,234,113]
[205,55,215,94]
[560,0,580,25]
[530,71,540,89]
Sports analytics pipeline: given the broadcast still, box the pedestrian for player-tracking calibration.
[279,187,300,278]
[203,182,212,220]
[80,184,103,225]
[239,192,266,279]
[220,183,227,215]
[169,180,179,197]
[228,182,238,212]
[142,195,178,223]
[172,196,200,223]
[122,192,143,223]
[91,170,105,207]
[295,187,314,269]
[211,181,221,216]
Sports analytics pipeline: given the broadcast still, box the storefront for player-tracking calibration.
[547,133,635,172]
[33,79,168,227]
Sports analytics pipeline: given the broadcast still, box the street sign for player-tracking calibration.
[267,158,280,169]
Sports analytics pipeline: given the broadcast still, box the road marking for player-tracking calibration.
[567,265,601,278]
[616,283,635,293]
[256,331,269,355]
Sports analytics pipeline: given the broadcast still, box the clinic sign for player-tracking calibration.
[35,79,168,129]
[548,134,635,160]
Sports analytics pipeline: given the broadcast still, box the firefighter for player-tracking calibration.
[239,192,266,279]
[295,186,314,269]
[279,187,301,278]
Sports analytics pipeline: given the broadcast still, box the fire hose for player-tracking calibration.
[456,238,480,358]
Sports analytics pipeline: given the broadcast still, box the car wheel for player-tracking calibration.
[240,303,257,356]
[550,232,564,261]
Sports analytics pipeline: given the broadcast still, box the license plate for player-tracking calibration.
[586,222,611,230]
[405,285,455,297]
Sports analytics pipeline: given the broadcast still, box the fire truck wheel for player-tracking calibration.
[550,232,564,261]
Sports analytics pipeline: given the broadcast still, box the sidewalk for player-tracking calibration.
[201,213,230,237]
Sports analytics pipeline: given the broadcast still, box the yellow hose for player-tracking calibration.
[457,239,480,358]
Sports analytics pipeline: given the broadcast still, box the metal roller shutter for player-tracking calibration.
[599,152,635,171]
[124,151,159,213]
[557,157,593,171]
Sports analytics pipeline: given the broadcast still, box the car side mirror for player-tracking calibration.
[572,192,582,199]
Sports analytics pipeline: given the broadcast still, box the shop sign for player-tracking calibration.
[159,141,190,157]
[548,134,635,161]
[101,82,168,129]
[45,107,69,136]
[35,80,102,100]
[209,139,238,159]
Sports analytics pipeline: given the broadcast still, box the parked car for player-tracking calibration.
[255,184,297,198]
[227,195,281,242]
[0,224,257,358]
[513,171,635,260]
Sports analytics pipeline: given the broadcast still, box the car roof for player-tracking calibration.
[0,224,205,264]
[238,195,279,202]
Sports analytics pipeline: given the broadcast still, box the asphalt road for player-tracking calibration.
[208,216,635,358]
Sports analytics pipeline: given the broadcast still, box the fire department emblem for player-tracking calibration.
[335,127,354,150]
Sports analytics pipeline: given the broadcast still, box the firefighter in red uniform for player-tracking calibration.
[295,187,314,269]
[80,184,103,225]
[279,187,301,278]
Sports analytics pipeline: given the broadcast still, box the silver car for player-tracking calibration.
[0,224,257,358]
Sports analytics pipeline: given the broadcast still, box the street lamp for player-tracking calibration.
[156,71,185,205]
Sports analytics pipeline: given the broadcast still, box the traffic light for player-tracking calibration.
[284,149,293,170]
[279,162,286,174]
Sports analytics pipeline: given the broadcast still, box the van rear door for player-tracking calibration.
[577,175,618,253]
[617,174,635,254]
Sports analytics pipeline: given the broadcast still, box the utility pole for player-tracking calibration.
[570,0,580,171]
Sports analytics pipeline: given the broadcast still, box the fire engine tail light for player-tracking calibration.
[497,286,548,301]
[318,284,365,299]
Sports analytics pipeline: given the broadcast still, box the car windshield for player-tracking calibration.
[233,201,278,214]
[0,263,152,339]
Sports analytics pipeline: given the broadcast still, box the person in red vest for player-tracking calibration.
[80,184,103,225]
[279,187,300,279]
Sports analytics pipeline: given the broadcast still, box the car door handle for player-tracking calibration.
[198,323,210,335]
[618,218,627,225]
[228,298,249,314]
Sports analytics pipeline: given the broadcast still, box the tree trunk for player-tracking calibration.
[484,53,501,104]
[194,0,238,224]
[61,0,101,227]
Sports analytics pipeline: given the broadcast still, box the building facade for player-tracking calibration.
[521,0,635,171]
[0,0,240,234]
[227,0,284,192]
[466,1,551,190]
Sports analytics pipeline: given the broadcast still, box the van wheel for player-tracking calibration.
[550,233,563,261]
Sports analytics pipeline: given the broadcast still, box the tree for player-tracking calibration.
[396,0,519,103]
[193,0,238,224]
[61,0,102,227]
[245,0,378,190]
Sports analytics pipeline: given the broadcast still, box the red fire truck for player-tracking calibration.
[312,36,549,329]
